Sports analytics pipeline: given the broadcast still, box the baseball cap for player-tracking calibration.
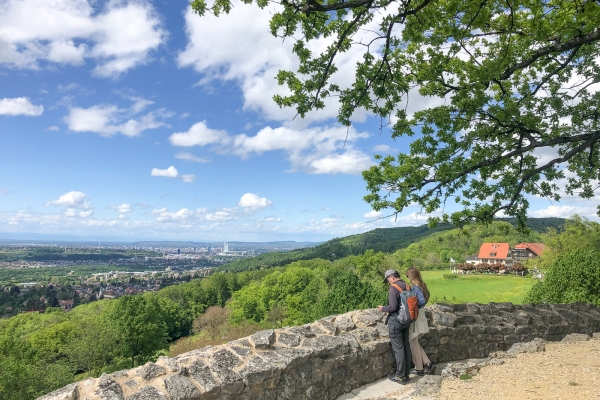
[383,269,398,283]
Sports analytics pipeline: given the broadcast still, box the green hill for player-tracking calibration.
[220,217,566,272]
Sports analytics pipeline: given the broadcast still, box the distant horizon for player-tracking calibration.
[0,216,568,245]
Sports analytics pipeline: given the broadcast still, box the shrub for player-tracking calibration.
[526,248,600,305]
[443,274,459,280]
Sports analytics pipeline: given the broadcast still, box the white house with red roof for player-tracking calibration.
[469,242,547,266]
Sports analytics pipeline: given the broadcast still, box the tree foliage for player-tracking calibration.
[526,248,600,305]
[192,0,600,224]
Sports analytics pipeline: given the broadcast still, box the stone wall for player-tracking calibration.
[39,302,600,400]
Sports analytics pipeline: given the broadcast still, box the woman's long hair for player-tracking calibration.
[406,266,430,302]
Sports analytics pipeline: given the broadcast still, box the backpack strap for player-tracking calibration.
[391,283,404,292]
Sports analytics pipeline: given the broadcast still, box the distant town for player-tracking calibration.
[0,240,318,317]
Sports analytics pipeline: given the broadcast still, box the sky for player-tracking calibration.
[0,0,597,242]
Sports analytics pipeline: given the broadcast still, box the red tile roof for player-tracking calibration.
[515,242,547,256]
[478,243,510,260]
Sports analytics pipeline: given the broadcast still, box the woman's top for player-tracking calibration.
[412,285,427,309]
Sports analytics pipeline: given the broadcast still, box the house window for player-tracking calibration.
[489,252,496,257]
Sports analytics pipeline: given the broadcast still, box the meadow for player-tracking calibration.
[422,270,537,304]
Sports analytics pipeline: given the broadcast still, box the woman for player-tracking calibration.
[405,266,435,376]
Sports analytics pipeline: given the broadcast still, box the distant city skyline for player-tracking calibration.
[1,0,597,242]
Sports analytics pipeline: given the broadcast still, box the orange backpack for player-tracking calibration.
[391,283,419,324]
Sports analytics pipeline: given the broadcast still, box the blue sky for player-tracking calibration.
[0,0,596,242]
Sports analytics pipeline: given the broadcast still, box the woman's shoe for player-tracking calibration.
[410,368,425,376]
[426,362,436,375]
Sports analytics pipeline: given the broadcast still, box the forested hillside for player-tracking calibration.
[221,218,565,272]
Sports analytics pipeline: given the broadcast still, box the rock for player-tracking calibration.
[230,345,253,357]
[593,332,600,340]
[317,316,337,334]
[137,362,167,380]
[562,333,590,343]
[156,357,186,375]
[164,375,201,400]
[210,349,242,385]
[187,359,219,393]
[507,338,546,354]
[250,330,275,349]
[36,383,78,400]
[124,381,138,388]
[413,375,443,397]
[276,332,301,347]
[95,373,124,400]
[353,309,381,327]
[441,362,480,379]
[125,386,167,400]
[334,314,356,332]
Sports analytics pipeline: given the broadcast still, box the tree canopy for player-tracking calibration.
[192,0,600,225]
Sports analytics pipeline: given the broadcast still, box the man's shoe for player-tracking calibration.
[388,374,410,385]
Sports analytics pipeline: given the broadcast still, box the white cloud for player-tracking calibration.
[0,188,8,195]
[175,152,210,163]
[363,210,383,219]
[171,121,374,175]
[151,166,178,178]
[238,193,272,209]
[64,96,169,137]
[205,210,234,222]
[45,191,91,209]
[112,203,132,214]
[529,205,598,219]
[181,174,196,183]
[178,2,379,125]
[0,0,166,77]
[372,144,391,152]
[79,209,94,218]
[308,151,374,175]
[46,125,60,131]
[169,121,229,147]
[259,216,281,223]
[0,97,43,116]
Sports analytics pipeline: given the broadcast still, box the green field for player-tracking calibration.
[421,270,537,304]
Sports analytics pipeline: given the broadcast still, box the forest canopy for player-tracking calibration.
[192,0,600,225]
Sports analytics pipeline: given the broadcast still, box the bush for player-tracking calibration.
[443,274,459,280]
[526,248,600,305]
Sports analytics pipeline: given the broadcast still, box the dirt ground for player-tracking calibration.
[436,339,600,400]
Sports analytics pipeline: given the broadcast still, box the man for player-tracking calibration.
[378,269,412,384]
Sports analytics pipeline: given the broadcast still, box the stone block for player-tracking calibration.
[164,375,201,400]
[187,359,219,394]
[276,332,301,347]
[561,333,591,343]
[334,314,356,332]
[95,374,124,400]
[210,349,242,384]
[413,375,443,397]
[507,338,546,355]
[238,356,280,386]
[316,316,336,334]
[353,309,381,327]
[36,383,78,400]
[432,312,455,327]
[250,330,275,349]
[593,332,600,340]
[137,362,167,381]
[125,386,167,400]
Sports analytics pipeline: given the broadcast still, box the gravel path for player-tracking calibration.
[436,339,600,399]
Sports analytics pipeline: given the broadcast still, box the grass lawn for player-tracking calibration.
[421,270,537,304]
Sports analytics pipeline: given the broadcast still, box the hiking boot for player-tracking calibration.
[426,362,436,375]
[388,374,410,385]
